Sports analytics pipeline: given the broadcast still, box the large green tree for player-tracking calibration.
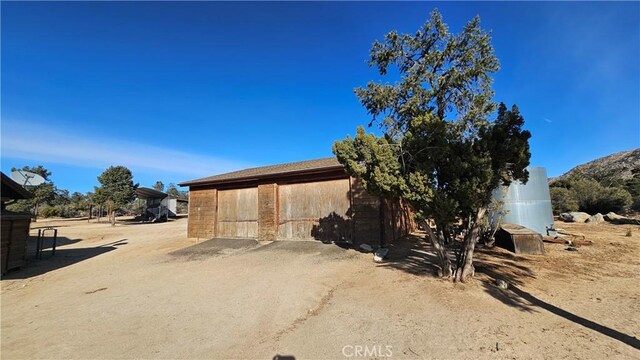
[333,10,530,282]
[95,166,138,226]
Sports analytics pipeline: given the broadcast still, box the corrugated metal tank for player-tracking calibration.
[490,167,554,235]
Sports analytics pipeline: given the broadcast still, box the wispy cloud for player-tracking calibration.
[543,118,552,123]
[1,120,251,178]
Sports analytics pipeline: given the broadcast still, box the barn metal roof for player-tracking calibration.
[179,157,344,187]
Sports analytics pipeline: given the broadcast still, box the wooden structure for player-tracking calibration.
[1,172,33,274]
[179,158,414,245]
[495,224,545,255]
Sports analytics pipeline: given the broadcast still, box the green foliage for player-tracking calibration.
[334,9,530,229]
[95,166,138,210]
[624,167,640,210]
[166,183,188,199]
[39,206,60,218]
[333,9,531,280]
[549,187,578,214]
[552,178,632,214]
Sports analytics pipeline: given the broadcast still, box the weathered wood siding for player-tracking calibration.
[278,179,351,241]
[258,184,278,241]
[350,178,382,246]
[383,197,415,244]
[187,188,217,239]
[1,215,31,274]
[216,188,258,238]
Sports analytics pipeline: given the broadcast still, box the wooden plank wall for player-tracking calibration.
[1,216,31,274]
[186,177,414,244]
[278,179,350,241]
[258,184,278,241]
[216,188,258,238]
[383,197,416,244]
[187,188,217,239]
[349,178,382,246]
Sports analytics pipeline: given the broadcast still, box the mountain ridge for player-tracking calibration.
[551,148,640,186]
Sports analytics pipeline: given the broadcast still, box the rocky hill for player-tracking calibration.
[551,148,640,186]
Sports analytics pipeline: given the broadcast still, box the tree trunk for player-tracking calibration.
[110,210,116,226]
[424,221,452,278]
[33,201,39,222]
[455,207,487,283]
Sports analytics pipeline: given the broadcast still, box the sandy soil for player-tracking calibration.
[1,217,639,359]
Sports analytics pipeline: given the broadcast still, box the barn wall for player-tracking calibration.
[187,188,217,239]
[383,197,415,244]
[1,215,31,274]
[350,178,382,246]
[258,184,278,241]
[216,188,258,238]
[278,179,351,241]
[186,175,415,244]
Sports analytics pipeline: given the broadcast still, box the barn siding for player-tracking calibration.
[216,188,258,238]
[278,179,351,241]
[187,188,217,239]
[350,178,382,246]
[258,184,278,241]
[186,175,414,244]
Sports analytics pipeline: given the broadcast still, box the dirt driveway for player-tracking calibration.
[2,218,639,359]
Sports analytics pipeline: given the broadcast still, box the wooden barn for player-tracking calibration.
[179,158,414,246]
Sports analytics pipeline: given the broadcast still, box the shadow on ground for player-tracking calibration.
[169,238,260,261]
[372,231,640,350]
[2,237,127,279]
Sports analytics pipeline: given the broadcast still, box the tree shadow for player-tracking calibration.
[310,211,352,244]
[376,233,442,276]
[2,237,127,279]
[485,283,640,350]
[367,231,640,350]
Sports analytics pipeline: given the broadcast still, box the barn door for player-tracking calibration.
[216,188,258,238]
[278,179,351,241]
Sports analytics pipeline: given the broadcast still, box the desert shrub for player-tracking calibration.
[550,187,578,214]
[592,187,632,213]
[569,178,631,214]
[39,206,60,218]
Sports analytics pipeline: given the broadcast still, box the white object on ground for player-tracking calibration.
[373,248,389,262]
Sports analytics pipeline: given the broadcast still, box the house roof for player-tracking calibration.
[1,172,33,201]
[179,157,344,187]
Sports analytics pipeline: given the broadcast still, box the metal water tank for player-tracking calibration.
[490,167,554,235]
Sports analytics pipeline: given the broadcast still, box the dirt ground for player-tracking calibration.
[1,217,639,359]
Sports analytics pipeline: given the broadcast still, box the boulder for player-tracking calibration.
[604,212,640,225]
[559,212,591,223]
[586,213,605,224]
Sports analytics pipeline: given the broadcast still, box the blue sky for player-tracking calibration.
[2,1,639,193]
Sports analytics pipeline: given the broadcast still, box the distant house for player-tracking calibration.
[136,187,187,222]
[178,158,414,245]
